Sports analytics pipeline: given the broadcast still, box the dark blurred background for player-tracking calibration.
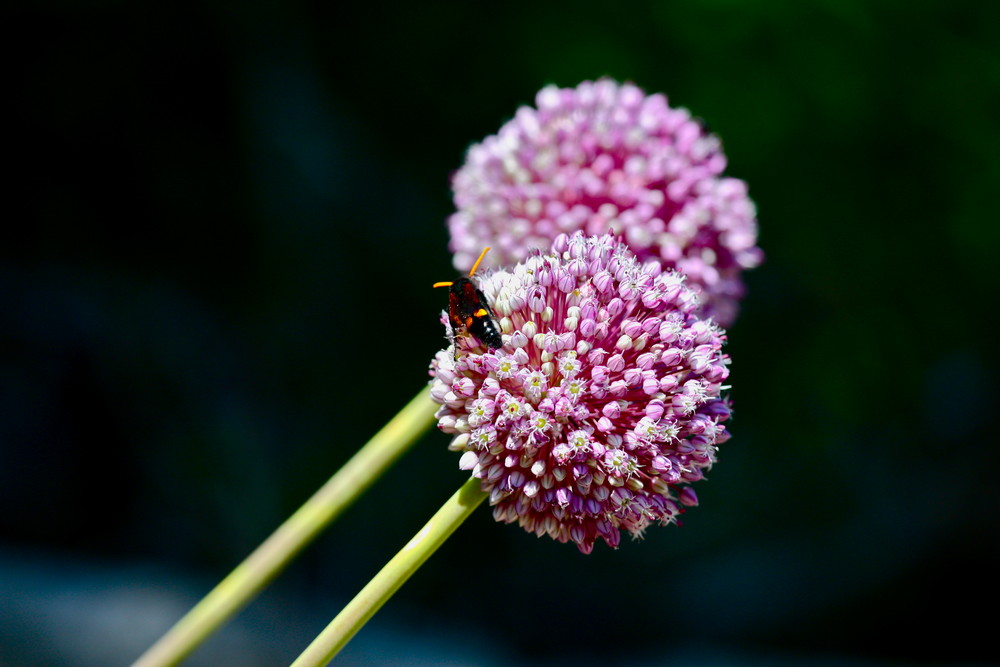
[4,1,999,665]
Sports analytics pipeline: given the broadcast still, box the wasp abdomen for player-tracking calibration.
[448,277,502,350]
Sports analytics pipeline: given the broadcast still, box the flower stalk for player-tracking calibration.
[290,477,488,667]
[133,387,437,667]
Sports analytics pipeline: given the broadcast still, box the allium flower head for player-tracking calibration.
[448,79,762,327]
[429,232,732,553]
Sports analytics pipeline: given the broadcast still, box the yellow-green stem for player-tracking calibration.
[290,477,487,667]
[133,387,437,667]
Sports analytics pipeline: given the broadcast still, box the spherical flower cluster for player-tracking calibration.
[429,232,732,553]
[448,79,762,327]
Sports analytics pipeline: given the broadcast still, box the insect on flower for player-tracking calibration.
[433,247,502,358]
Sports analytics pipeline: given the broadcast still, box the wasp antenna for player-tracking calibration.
[468,247,491,277]
[432,281,454,289]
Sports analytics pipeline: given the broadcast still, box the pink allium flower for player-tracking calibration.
[448,79,763,327]
[429,232,732,554]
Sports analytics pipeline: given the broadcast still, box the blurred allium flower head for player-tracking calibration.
[448,79,762,327]
[429,232,732,553]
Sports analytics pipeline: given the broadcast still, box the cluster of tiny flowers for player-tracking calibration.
[448,79,762,327]
[429,232,732,553]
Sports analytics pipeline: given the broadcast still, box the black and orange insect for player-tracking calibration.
[434,247,503,356]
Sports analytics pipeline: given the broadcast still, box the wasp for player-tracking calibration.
[433,247,503,357]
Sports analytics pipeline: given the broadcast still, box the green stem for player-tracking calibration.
[133,387,438,667]
[290,477,488,667]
